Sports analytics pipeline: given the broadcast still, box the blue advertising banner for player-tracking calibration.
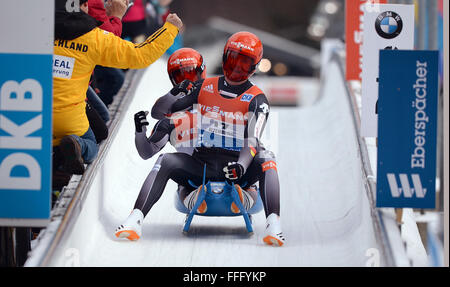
[0,53,53,225]
[377,50,439,208]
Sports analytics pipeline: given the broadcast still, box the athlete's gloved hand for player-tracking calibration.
[134,111,149,133]
[170,79,194,96]
[223,162,245,181]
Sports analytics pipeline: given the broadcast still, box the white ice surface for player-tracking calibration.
[44,59,381,267]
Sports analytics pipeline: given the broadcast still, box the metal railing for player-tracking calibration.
[25,68,145,267]
[329,49,396,266]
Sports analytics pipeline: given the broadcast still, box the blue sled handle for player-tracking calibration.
[183,164,208,233]
[183,186,206,233]
[230,184,253,233]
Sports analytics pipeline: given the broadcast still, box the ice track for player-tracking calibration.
[36,59,381,267]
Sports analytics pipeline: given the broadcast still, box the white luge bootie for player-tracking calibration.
[115,209,144,241]
[263,213,285,246]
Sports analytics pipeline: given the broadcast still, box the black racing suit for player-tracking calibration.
[133,77,280,218]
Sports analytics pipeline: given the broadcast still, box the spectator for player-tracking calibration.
[145,0,182,55]
[89,0,126,106]
[93,65,125,106]
[53,0,182,174]
[52,0,126,189]
[86,85,110,123]
[89,0,124,36]
[122,0,148,43]
[145,0,172,35]
[86,97,109,144]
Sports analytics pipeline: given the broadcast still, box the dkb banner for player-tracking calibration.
[0,0,54,226]
[377,50,439,208]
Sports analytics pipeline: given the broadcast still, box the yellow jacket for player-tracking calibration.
[52,21,178,145]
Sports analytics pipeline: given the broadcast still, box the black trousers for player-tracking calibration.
[133,149,280,218]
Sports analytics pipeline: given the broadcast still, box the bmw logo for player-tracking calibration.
[375,11,403,39]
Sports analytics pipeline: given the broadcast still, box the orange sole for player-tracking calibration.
[263,235,284,247]
[115,230,140,241]
[197,201,207,214]
[194,186,207,214]
[231,202,240,213]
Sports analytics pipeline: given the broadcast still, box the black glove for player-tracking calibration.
[134,111,149,133]
[223,162,245,181]
[170,79,194,96]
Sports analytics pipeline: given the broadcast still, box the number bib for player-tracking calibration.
[196,77,262,151]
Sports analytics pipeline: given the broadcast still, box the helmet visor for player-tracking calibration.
[170,66,202,85]
[223,50,256,82]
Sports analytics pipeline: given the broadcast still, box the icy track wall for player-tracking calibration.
[27,56,395,266]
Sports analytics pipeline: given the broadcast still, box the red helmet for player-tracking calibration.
[167,48,206,86]
[222,31,263,82]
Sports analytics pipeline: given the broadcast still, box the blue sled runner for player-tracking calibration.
[175,165,263,234]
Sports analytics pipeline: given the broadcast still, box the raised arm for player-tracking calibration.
[169,81,203,114]
[134,111,174,159]
[151,80,196,119]
[92,14,181,69]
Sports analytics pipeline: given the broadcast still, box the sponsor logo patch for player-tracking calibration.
[375,11,403,39]
[52,55,75,79]
[262,160,277,172]
[202,84,214,93]
[240,93,254,102]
